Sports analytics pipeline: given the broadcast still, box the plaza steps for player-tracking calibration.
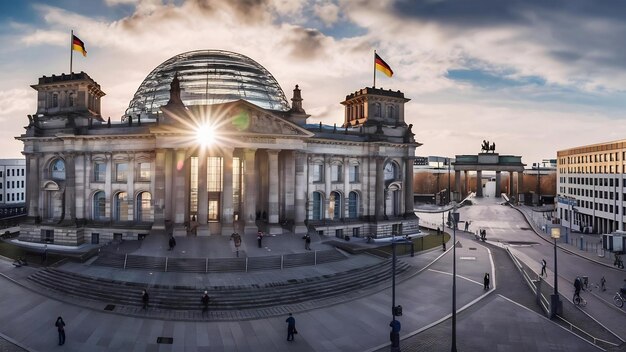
[91,249,347,273]
[26,259,416,311]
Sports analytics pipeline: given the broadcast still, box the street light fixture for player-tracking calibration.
[550,227,561,319]
[450,204,459,352]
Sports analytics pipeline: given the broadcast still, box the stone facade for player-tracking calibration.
[18,54,420,246]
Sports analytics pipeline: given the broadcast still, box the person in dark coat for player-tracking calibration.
[55,316,66,345]
[540,259,547,277]
[257,231,263,248]
[304,235,311,250]
[142,289,149,310]
[285,313,296,341]
[168,236,176,251]
[484,273,490,290]
[201,290,210,315]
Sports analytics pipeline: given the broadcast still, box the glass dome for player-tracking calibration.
[124,50,291,120]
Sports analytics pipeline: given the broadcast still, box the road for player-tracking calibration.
[417,195,626,341]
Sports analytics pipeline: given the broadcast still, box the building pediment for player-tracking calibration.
[155,100,313,138]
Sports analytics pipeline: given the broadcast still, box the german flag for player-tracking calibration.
[72,35,87,57]
[375,53,393,77]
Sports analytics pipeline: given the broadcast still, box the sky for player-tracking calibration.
[1,0,626,164]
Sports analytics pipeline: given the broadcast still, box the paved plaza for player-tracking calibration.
[0,196,622,351]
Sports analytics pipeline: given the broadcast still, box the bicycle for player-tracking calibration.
[614,291,625,308]
[573,293,587,307]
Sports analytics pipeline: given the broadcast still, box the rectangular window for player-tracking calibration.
[138,162,151,181]
[190,157,198,214]
[20,180,23,188]
[21,169,24,176]
[115,163,128,182]
[331,164,342,182]
[94,162,106,182]
[11,181,14,188]
[349,165,359,183]
[207,157,223,221]
[312,164,323,182]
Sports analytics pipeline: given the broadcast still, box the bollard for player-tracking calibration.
[579,237,583,250]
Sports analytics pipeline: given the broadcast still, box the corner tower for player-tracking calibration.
[341,87,410,128]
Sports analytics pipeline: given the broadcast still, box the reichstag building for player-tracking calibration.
[18,50,420,246]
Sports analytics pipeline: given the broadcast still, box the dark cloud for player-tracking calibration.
[283,27,327,60]
[191,0,270,22]
[391,0,626,27]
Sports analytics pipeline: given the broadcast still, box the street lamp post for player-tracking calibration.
[550,227,561,319]
[450,205,459,352]
[390,232,402,351]
[446,158,452,203]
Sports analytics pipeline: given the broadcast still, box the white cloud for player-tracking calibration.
[313,1,340,27]
[4,0,626,164]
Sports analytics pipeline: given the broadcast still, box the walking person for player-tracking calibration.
[285,313,296,341]
[464,221,469,232]
[42,244,48,264]
[201,290,210,316]
[304,234,311,250]
[141,289,149,310]
[168,235,176,251]
[389,319,401,351]
[483,273,490,290]
[257,231,263,248]
[55,316,66,346]
[540,259,547,277]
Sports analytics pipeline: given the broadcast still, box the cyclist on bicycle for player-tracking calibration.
[574,276,582,301]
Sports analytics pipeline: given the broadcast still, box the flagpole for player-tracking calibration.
[70,30,73,74]
[373,49,376,88]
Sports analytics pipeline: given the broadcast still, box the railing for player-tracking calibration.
[505,247,620,350]
[93,249,346,273]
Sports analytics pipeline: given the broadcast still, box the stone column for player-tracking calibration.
[476,170,483,197]
[517,172,524,202]
[243,148,258,234]
[172,149,187,236]
[26,154,40,220]
[495,171,501,197]
[267,149,282,234]
[404,157,415,215]
[126,153,135,221]
[105,153,112,219]
[324,155,331,219]
[375,157,385,219]
[283,151,296,223]
[293,151,308,234]
[197,155,209,236]
[509,171,514,199]
[464,170,469,196]
[344,156,350,217]
[221,148,235,236]
[63,152,76,222]
[153,149,166,230]
[455,170,461,202]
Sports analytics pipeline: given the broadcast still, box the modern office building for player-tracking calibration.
[17,50,420,246]
[557,140,626,235]
[0,159,26,208]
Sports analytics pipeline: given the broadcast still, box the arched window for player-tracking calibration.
[348,191,358,218]
[114,192,128,221]
[374,103,381,117]
[312,192,323,220]
[52,93,58,108]
[51,159,66,180]
[136,192,151,222]
[93,191,106,220]
[384,162,397,181]
[387,105,394,119]
[329,191,341,220]
[68,93,74,107]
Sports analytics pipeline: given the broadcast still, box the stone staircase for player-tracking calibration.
[91,249,347,273]
[27,259,416,313]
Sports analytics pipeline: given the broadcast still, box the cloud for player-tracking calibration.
[314,1,340,27]
[0,89,33,158]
